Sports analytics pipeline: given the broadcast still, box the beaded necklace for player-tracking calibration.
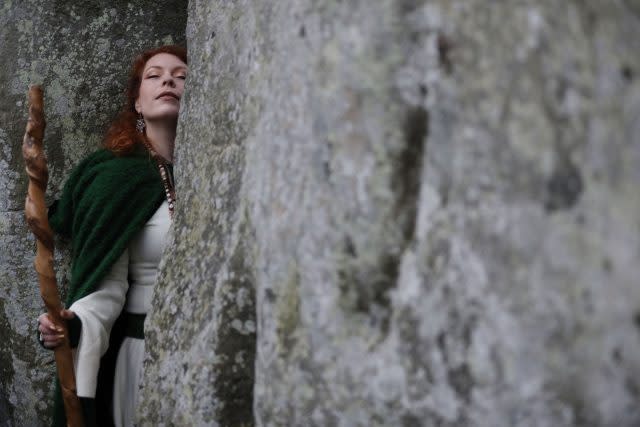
[142,139,175,219]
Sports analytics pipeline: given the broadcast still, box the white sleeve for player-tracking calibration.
[69,248,129,398]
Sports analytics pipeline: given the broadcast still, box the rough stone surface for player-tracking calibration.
[0,2,186,425]
[140,0,640,426]
[4,0,639,426]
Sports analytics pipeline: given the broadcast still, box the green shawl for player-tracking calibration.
[48,148,165,427]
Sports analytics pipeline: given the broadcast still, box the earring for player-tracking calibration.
[136,113,145,133]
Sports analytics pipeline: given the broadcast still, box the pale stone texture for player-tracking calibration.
[140,0,640,426]
[0,2,186,425]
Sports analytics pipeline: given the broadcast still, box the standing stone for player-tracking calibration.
[142,0,640,426]
[0,2,186,425]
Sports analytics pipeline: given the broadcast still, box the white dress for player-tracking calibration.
[69,200,170,427]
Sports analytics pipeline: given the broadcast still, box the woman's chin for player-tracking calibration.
[145,110,180,123]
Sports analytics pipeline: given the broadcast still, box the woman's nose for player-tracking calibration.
[162,75,176,87]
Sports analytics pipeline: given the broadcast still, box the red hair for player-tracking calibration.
[104,45,188,155]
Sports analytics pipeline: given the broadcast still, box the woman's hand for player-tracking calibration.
[37,309,75,349]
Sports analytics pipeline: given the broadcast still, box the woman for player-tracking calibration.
[37,44,187,427]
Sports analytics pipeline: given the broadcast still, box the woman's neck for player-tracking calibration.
[145,120,176,163]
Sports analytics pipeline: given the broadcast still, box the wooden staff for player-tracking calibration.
[23,85,84,427]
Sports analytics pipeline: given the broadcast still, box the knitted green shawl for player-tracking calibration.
[49,148,165,305]
[48,148,165,427]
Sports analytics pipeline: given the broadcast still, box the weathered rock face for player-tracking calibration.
[4,0,639,426]
[0,2,186,425]
[141,0,640,426]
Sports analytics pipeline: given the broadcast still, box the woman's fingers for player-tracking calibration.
[38,311,71,349]
[42,333,65,348]
[38,313,62,334]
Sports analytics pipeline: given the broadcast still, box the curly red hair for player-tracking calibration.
[104,45,188,155]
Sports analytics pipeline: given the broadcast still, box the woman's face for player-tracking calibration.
[135,53,187,122]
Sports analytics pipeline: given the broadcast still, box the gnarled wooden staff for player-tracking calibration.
[23,85,83,427]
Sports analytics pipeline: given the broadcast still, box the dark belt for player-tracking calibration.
[123,312,146,339]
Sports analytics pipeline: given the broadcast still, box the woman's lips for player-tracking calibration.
[157,92,179,100]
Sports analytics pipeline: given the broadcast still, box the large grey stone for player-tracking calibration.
[0,2,186,425]
[4,0,639,425]
[140,0,640,426]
